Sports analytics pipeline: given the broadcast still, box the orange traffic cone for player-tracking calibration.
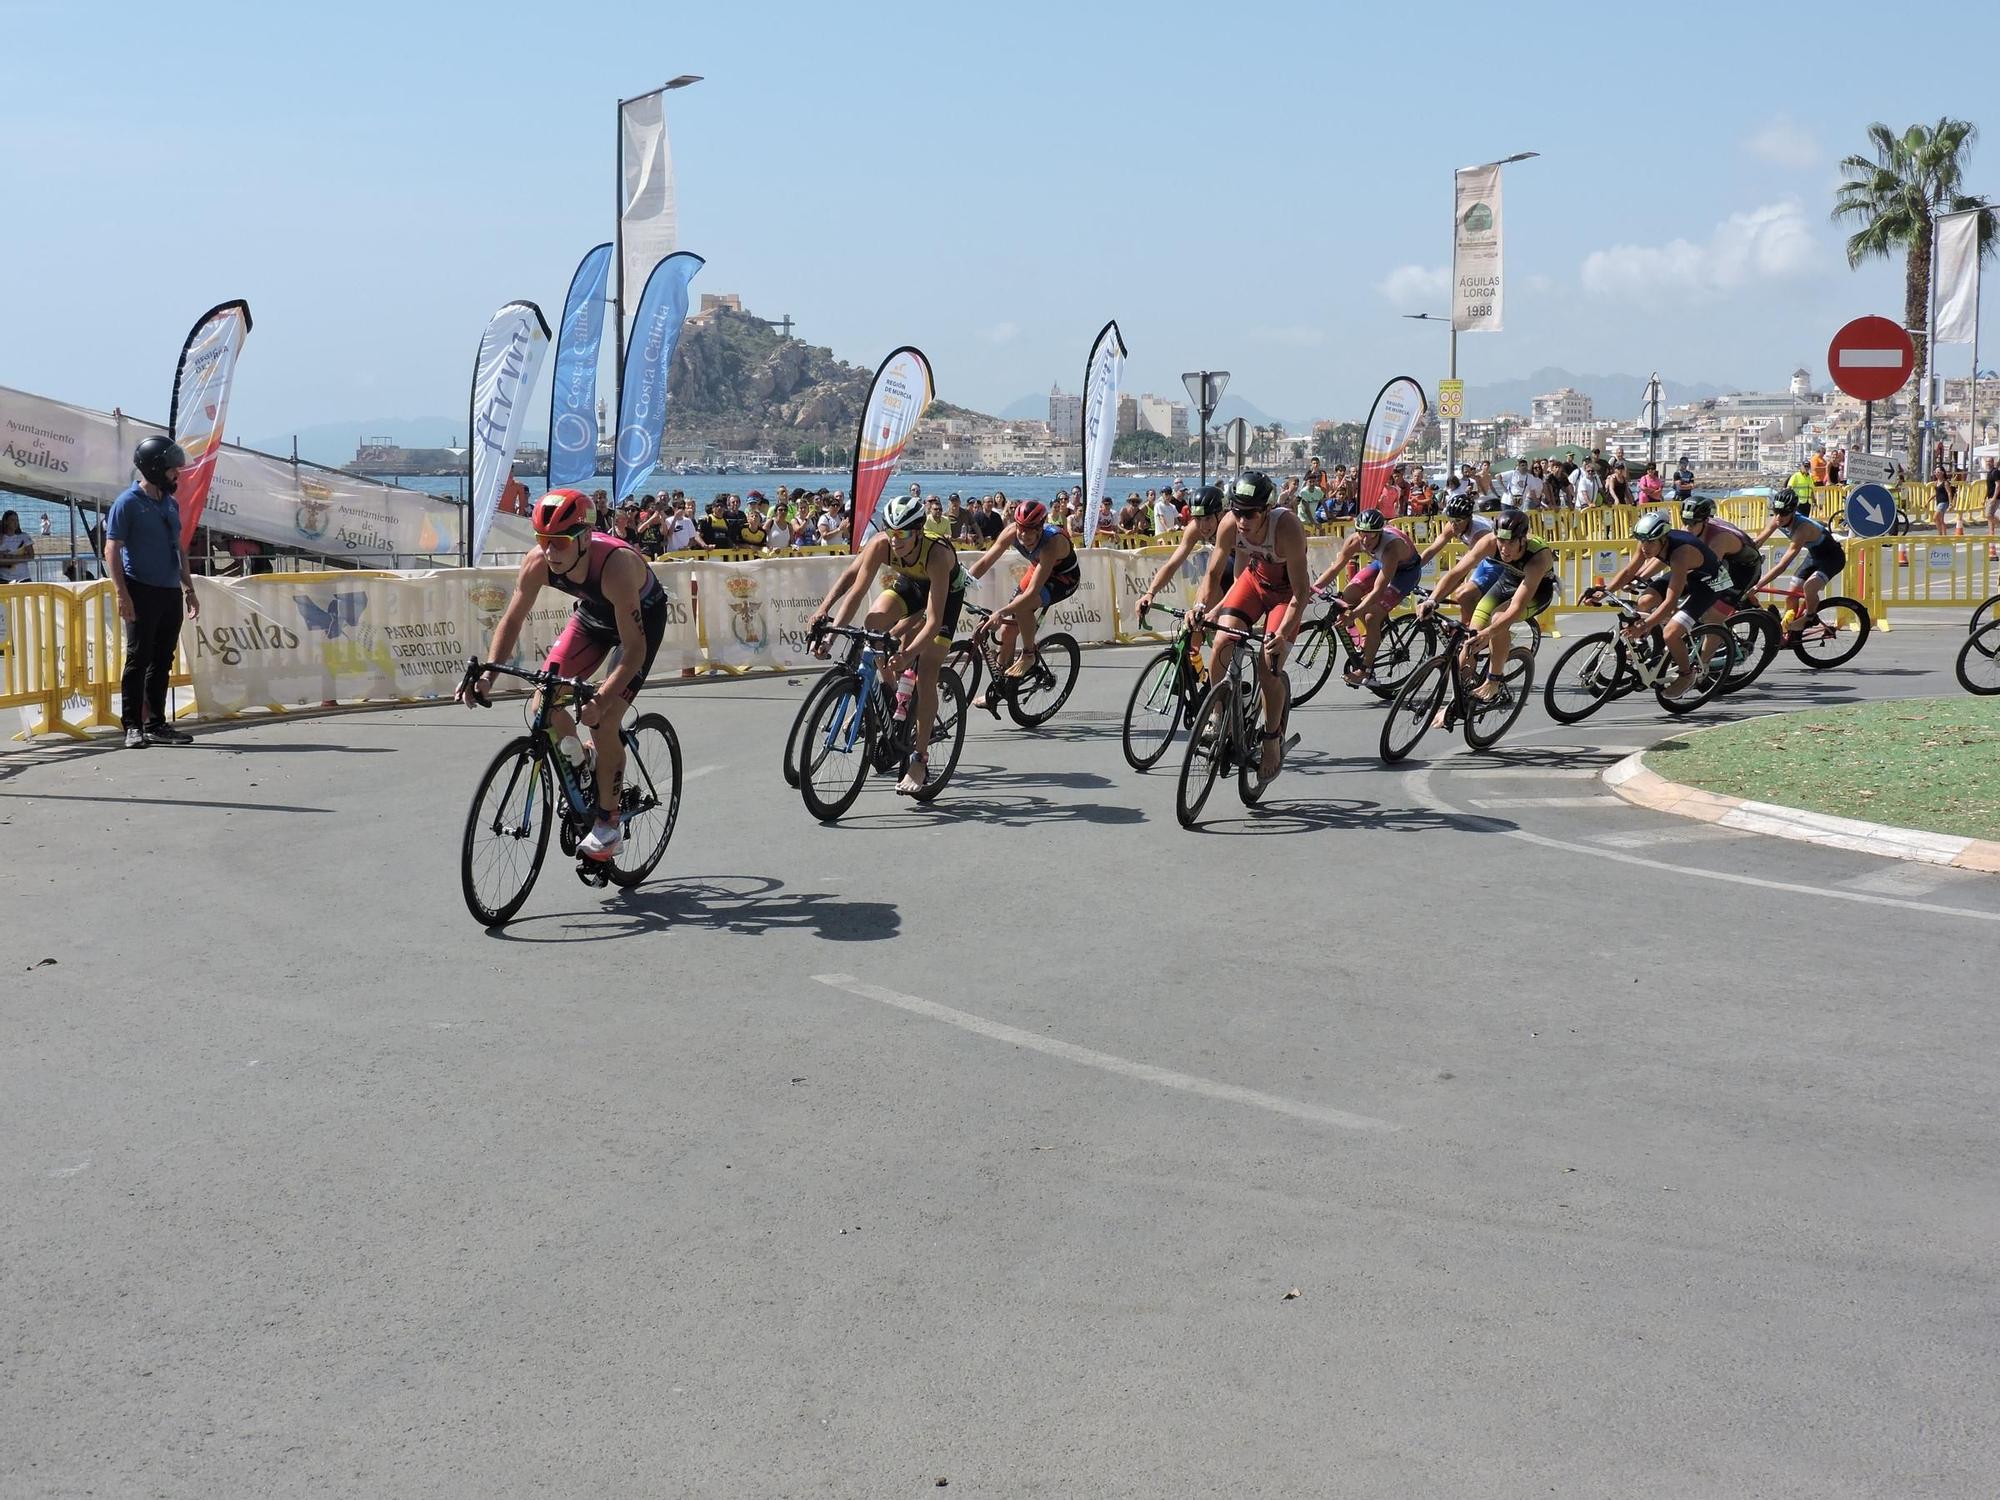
[1896,541,1910,567]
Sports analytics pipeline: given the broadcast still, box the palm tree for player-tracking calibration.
[1832,119,1995,468]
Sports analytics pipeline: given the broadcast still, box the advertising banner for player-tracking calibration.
[614,252,703,505]
[849,347,935,547]
[693,554,849,671]
[1105,543,1211,639]
[1452,163,1503,333]
[548,244,614,489]
[1357,376,1429,513]
[962,546,1116,644]
[467,300,550,563]
[1935,208,1981,345]
[619,88,678,353]
[1080,320,1126,547]
[168,300,253,551]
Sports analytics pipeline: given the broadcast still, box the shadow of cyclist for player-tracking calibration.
[489,874,901,944]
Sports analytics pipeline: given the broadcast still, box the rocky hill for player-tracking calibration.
[666,308,990,451]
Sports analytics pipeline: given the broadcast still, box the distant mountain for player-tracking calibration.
[999,393,1049,421]
[1463,367,1734,421]
[249,417,469,467]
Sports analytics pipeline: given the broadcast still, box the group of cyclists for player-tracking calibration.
[460,473,1865,857]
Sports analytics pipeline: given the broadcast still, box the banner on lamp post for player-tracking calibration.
[1452,162,1503,333]
[849,346,935,548]
[466,301,551,564]
[547,243,614,489]
[168,299,253,552]
[1080,319,1126,548]
[1936,208,1981,345]
[619,89,678,354]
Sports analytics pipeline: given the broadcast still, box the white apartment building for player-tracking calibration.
[1048,385,1083,444]
[1530,388,1593,427]
[1136,394,1190,440]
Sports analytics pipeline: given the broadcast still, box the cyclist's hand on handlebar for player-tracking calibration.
[455,669,494,708]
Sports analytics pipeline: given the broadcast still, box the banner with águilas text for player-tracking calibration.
[1452,162,1503,334]
[467,300,551,563]
[1080,319,1126,548]
[849,346,935,549]
[613,251,702,506]
[548,243,614,489]
[1357,376,1428,514]
[169,299,253,552]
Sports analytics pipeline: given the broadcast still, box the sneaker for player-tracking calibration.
[123,726,149,749]
[144,722,193,745]
[578,819,623,861]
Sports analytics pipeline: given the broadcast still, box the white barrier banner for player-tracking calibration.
[1107,544,1212,638]
[964,548,1116,645]
[696,554,848,671]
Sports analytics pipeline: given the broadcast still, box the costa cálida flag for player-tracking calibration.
[168,299,252,552]
[613,251,702,505]
[466,300,551,563]
[849,346,935,550]
[1080,319,1126,548]
[548,243,614,489]
[1357,376,1428,514]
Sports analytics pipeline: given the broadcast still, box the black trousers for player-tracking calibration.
[121,581,184,729]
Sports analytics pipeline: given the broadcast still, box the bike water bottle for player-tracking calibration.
[893,668,918,721]
[558,732,588,770]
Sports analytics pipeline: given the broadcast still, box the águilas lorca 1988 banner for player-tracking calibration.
[613,251,703,506]
[1358,376,1428,514]
[169,299,252,552]
[1452,162,1503,334]
[548,243,614,490]
[467,300,551,563]
[849,346,935,549]
[1080,320,1126,548]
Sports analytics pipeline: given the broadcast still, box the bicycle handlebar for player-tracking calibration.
[809,621,898,651]
[457,657,599,706]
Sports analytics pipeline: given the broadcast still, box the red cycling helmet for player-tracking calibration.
[1011,500,1049,532]
[531,488,592,537]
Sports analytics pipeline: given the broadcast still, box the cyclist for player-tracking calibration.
[1680,495,1763,613]
[1582,510,1718,699]
[807,490,965,796]
[1749,491,1846,632]
[1419,494,1494,624]
[1421,507,1555,705]
[459,487,668,862]
[1189,471,1310,781]
[1309,508,1422,689]
[964,498,1081,712]
[1134,483,1229,618]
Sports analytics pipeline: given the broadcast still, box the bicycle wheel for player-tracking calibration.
[1658,624,1736,715]
[1237,673,1282,807]
[1790,596,1871,668]
[1972,594,1999,635]
[910,667,968,801]
[460,736,553,926]
[605,713,683,888]
[1463,647,1536,751]
[1379,655,1449,764]
[1522,615,1544,655]
[1176,680,1232,829]
[1122,647,1186,770]
[1720,609,1781,694]
[799,671,873,822]
[944,640,984,708]
[783,672,846,789]
[1008,632,1080,726]
[1285,622,1338,706]
[1956,620,2000,695]
[1371,614,1435,699]
[1543,633,1625,725]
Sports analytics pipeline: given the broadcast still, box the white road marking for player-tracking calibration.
[812,974,1396,1133]
[684,764,725,780]
[1470,795,1624,808]
[46,1160,91,1178]
[1840,864,1971,896]
[1453,767,1604,779]
[1592,826,1754,849]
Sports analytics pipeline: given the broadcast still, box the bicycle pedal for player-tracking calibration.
[574,858,611,888]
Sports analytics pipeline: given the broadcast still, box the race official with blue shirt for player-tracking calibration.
[104,436,200,748]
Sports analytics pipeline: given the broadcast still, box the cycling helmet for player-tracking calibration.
[1353,508,1386,533]
[133,435,188,492]
[1189,484,1226,517]
[531,488,592,536]
[1632,510,1672,543]
[1769,492,1799,516]
[1443,494,1474,520]
[1230,471,1274,511]
[1494,507,1530,542]
[1682,495,1716,524]
[879,492,926,531]
[1011,499,1049,532]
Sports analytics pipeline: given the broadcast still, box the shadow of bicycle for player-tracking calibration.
[490,874,901,944]
[952,759,1116,791]
[835,792,1146,830]
[1190,795,1517,837]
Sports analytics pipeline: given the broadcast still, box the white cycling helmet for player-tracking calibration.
[879,493,926,532]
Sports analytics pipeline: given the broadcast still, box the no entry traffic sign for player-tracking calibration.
[1827,317,1915,403]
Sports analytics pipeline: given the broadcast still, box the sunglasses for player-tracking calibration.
[535,527,589,545]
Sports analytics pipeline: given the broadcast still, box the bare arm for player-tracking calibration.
[1193,516,1237,618]
[1139,531,1199,603]
[1429,535,1494,602]
[966,525,1016,581]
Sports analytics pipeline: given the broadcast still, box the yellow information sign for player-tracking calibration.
[1437,379,1464,420]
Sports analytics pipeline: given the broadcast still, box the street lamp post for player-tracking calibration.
[613,74,704,386]
[1181,370,1230,489]
[1402,313,1455,475]
[1441,151,1538,482]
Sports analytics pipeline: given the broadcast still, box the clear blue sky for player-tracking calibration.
[4,0,1995,442]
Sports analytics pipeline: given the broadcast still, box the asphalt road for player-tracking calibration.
[5,621,1997,1498]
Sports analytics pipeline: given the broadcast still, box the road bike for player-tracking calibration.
[1174,620,1299,829]
[797,623,969,821]
[1378,615,1537,763]
[1287,584,1542,707]
[1956,618,2000,695]
[1121,603,1207,770]
[782,631,864,789]
[1541,592,1738,725]
[943,600,1080,727]
[1757,582,1872,669]
[1969,592,1998,635]
[455,659,683,926]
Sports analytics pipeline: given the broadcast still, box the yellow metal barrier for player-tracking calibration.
[0,585,85,739]
[1860,537,1999,625]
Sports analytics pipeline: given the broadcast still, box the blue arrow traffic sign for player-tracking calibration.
[1845,482,1897,539]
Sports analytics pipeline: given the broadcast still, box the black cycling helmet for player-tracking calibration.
[1189,484,1226,517]
[1769,492,1799,516]
[1353,508,1386,533]
[1443,494,1474,520]
[1682,495,1716,524]
[134,435,188,492]
[1230,471,1274,512]
[1494,507,1530,542]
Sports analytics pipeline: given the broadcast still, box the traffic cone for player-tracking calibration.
[1896,541,1910,567]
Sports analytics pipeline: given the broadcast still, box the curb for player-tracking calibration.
[1604,749,2000,874]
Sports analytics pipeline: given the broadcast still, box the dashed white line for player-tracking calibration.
[811,974,1396,1133]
